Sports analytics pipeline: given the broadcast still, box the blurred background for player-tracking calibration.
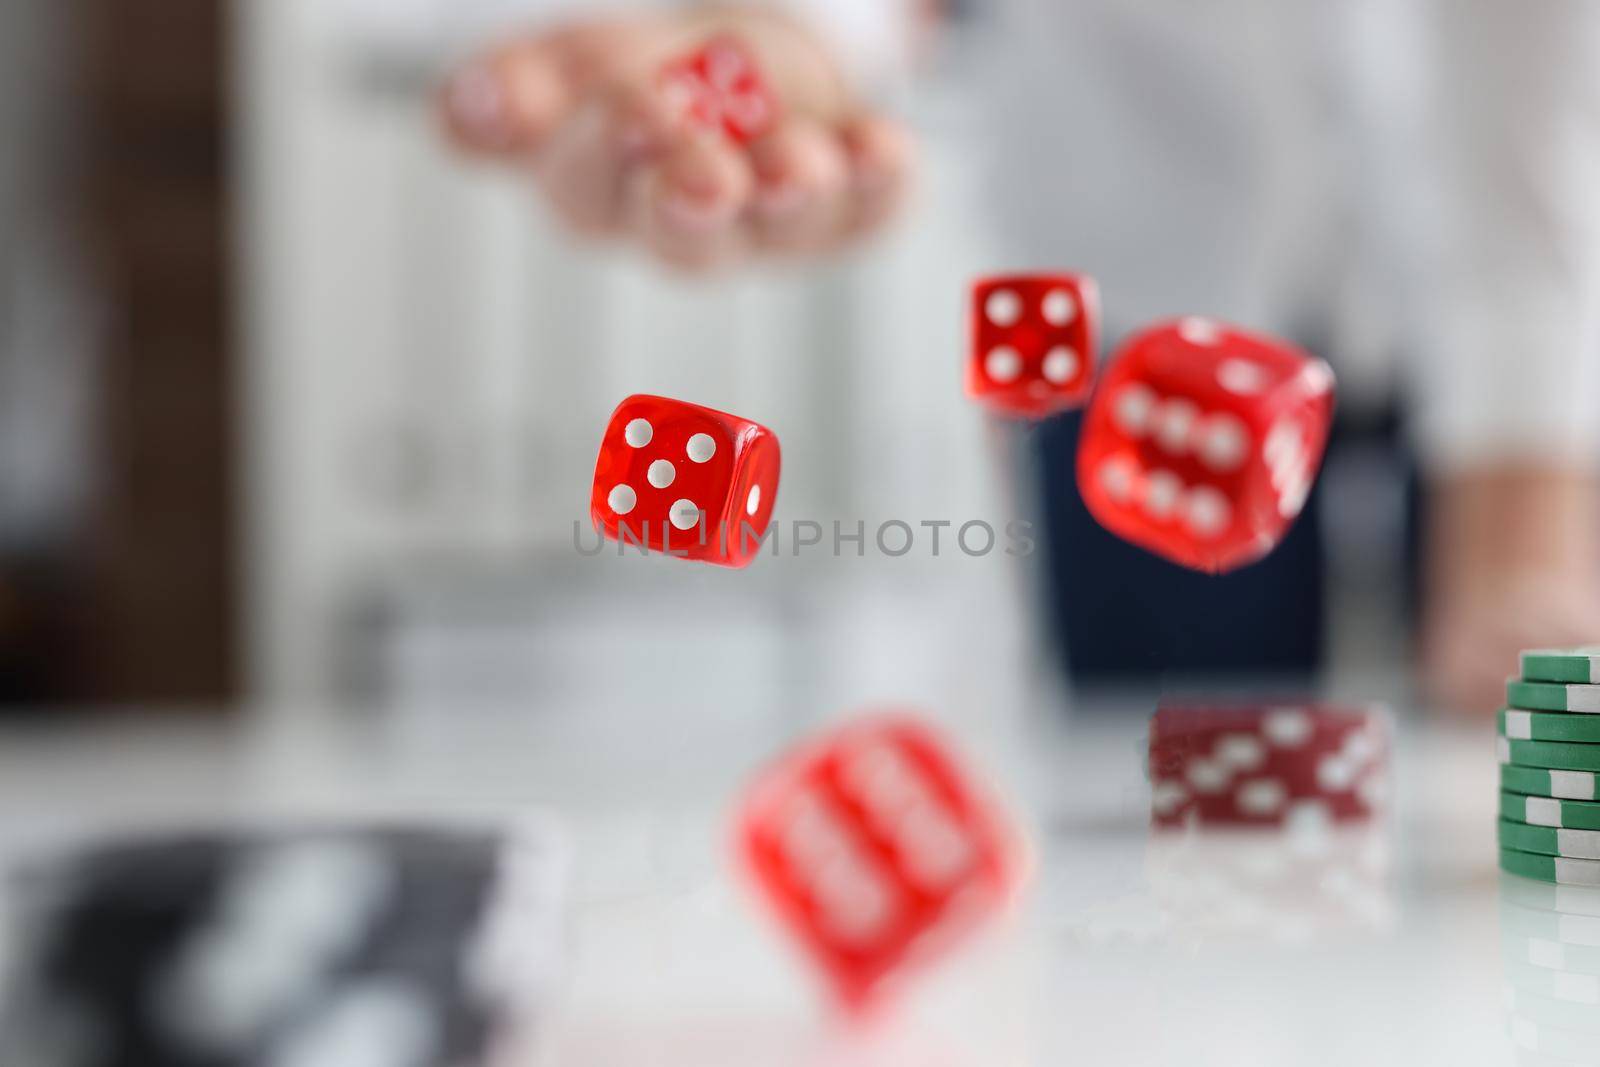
[0,0,1411,717]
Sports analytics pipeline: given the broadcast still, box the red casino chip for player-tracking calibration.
[1147,703,1390,829]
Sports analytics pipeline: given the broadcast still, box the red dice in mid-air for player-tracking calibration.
[589,394,780,567]
[967,272,1100,419]
[1077,317,1335,574]
[660,35,778,144]
[737,715,1021,1012]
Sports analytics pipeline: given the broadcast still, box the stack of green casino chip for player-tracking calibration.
[1499,648,1600,886]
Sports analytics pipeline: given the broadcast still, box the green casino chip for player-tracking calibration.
[1504,792,1600,831]
[1502,709,1600,744]
[1502,846,1600,887]
[1500,819,1600,860]
[1523,648,1600,685]
[1500,738,1600,773]
[1508,680,1600,714]
[1503,764,1600,800]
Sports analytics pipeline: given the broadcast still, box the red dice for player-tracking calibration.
[589,394,780,567]
[736,715,1021,1012]
[1077,317,1335,574]
[660,35,778,144]
[967,273,1100,419]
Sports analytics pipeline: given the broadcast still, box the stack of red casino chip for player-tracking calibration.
[1148,702,1390,829]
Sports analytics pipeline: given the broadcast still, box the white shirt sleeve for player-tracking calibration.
[1415,0,1600,472]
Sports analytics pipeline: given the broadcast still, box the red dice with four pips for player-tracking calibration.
[590,394,780,567]
[967,272,1100,419]
[1077,317,1336,574]
[736,715,1022,1012]
[660,35,778,144]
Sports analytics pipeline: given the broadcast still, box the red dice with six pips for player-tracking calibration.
[1077,317,1335,574]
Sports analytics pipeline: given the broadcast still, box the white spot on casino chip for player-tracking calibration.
[985,288,1023,327]
[1215,733,1265,770]
[1041,346,1079,384]
[624,418,653,448]
[686,433,716,463]
[1099,456,1138,503]
[1284,800,1332,837]
[1357,772,1389,810]
[1264,708,1313,747]
[1317,755,1356,791]
[1113,383,1157,437]
[985,346,1022,383]
[1198,413,1248,471]
[747,484,761,515]
[1178,317,1223,345]
[1151,780,1188,815]
[646,460,676,489]
[162,841,395,1054]
[1153,399,1199,454]
[1236,778,1287,816]
[1217,358,1270,395]
[1186,758,1230,794]
[1143,469,1183,519]
[1523,796,1562,827]
[669,499,701,531]
[1344,728,1380,764]
[607,484,637,515]
[1184,486,1232,539]
[1042,288,1078,326]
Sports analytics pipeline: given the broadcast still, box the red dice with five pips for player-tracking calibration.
[967,272,1100,419]
[660,35,779,144]
[1077,317,1335,574]
[589,394,780,567]
[736,715,1022,1012]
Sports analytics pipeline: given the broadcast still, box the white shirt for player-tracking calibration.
[790,0,1600,472]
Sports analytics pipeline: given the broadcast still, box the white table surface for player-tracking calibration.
[0,698,1573,1067]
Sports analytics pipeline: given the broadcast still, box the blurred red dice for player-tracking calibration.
[1077,317,1335,574]
[967,273,1100,418]
[736,715,1021,1011]
[589,394,780,567]
[660,35,778,144]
